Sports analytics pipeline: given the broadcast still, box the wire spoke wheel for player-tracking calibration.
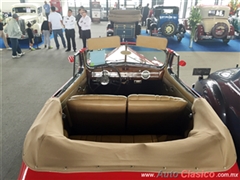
[161,22,176,37]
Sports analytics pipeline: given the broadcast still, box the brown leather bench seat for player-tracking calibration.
[66,94,188,142]
[67,95,127,135]
[127,94,188,134]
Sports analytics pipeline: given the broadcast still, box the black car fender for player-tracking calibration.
[150,23,158,29]
[107,23,113,29]
[194,79,227,124]
[178,24,186,33]
[146,18,152,30]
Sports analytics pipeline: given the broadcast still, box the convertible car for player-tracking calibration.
[18,36,239,180]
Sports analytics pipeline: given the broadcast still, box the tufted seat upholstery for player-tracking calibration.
[67,94,188,137]
[67,95,127,134]
[127,94,188,134]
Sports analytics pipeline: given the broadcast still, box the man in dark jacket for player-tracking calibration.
[26,22,35,50]
[141,3,149,26]
[41,20,52,49]
[75,6,84,38]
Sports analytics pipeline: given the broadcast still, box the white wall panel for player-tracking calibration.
[1,0,20,12]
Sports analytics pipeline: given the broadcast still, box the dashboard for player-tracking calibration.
[87,65,164,81]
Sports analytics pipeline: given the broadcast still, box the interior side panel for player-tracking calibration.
[59,70,88,105]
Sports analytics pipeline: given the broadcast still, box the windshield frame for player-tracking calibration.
[12,7,37,14]
[85,43,167,69]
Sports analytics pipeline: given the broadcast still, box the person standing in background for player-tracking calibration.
[41,19,52,49]
[75,6,84,38]
[4,13,25,58]
[63,9,76,52]
[148,8,154,18]
[141,3,149,26]
[26,22,35,50]
[48,6,66,50]
[43,1,50,19]
[0,18,11,50]
[78,9,91,48]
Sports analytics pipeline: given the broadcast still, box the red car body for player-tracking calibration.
[18,162,239,180]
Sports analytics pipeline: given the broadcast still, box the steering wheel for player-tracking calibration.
[88,65,122,94]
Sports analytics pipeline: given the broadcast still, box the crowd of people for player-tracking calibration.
[1,1,92,59]
[136,3,154,26]
[1,1,154,59]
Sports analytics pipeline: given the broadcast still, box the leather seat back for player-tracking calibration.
[127,94,188,134]
[67,95,127,134]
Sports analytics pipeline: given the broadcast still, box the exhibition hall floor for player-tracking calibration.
[1,22,240,180]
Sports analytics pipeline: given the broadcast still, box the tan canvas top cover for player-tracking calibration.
[22,97,236,173]
[108,9,142,23]
[136,35,168,50]
[87,36,121,50]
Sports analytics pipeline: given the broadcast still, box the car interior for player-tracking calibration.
[57,36,195,144]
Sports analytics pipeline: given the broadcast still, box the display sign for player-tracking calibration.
[50,0,62,14]
[92,1,101,8]
[92,10,101,18]
[91,1,101,23]
[26,7,31,13]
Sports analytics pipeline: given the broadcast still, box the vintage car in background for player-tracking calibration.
[146,6,186,42]
[0,9,12,22]
[17,36,239,180]
[229,8,240,36]
[184,5,235,44]
[5,3,46,38]
[0,9,11,26]
[193,66,240,167]
[106,9,141,39]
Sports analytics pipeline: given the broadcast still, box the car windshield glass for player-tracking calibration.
[13,7,36,13]
[163,9,174,14]
[208,10,225,17]
[86,45,165,67]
